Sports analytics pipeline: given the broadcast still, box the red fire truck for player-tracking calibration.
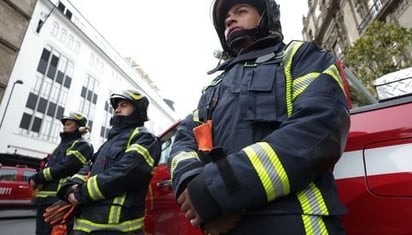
[145,66,412,235]
[0,164,36,208]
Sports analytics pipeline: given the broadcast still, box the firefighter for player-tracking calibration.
[168,0,350,234]
[57,89,161,235]
[29,112,94,235]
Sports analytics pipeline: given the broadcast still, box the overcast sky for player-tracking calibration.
[69,0,309,118]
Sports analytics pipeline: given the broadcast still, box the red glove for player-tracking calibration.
[43,200,76,225]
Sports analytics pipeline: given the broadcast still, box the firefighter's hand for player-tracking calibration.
[67,184,79,206]
[29,179,36,189]
[67,189,79,206]
[29,179,42,190]
[177,188,203,228]
[203,213,242,235]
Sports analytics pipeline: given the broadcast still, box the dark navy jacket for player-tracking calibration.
[169,37,350,232]
[60,126,160,233]
[31,131,93,205]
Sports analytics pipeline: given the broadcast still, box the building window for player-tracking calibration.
[65,9,72,20]
[74,41,80,54]
[47,54,59,79]
[100,100,114,143]
[67,35,74,49]
[57,2,66,13]
[59,29,67,43]
[37,48,51,74]
[79,74,99,132]
[20,46,72,143]
[51,22,59,37]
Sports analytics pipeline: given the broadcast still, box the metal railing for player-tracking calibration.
[357,0,385,34]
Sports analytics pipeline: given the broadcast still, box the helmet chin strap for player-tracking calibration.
[226,29,255,50]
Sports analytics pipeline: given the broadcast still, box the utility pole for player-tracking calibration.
[0,80,23,130]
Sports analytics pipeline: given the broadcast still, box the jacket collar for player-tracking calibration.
[208,36,285,75]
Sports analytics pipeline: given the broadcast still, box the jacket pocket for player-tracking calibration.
[103,146,124,170]
[242,64,281,123]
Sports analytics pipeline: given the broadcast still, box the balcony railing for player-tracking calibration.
[357,0,384,34]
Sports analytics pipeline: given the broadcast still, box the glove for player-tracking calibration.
[43,200,76,225]
[57,184,77,200]
[44,200,76,224]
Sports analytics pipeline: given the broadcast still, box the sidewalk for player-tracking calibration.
[0,208,36,218]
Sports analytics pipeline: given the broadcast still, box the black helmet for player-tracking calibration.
[110,89,149,122]
[61,112,88,127]
[212,0,282,56]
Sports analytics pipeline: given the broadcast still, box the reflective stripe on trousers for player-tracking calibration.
[70,229,143,235]
[221,214,345,235]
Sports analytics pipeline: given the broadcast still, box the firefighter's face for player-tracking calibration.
[114,100,135,116]
[63,120,78,133]
[224,4,261,41]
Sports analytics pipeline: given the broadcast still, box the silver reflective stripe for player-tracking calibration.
[243,142,290,201]
[302,214,328,235]
[87,175,105,201]
[170,151,198,180]
[297,183,329,215]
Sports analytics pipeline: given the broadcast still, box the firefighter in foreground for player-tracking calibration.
[168,0,351,234]
[30,112,94,235]
[52,90,161,235]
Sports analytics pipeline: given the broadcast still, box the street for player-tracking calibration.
[0,209,36,234]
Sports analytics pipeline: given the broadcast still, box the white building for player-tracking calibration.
[0,0,177,160]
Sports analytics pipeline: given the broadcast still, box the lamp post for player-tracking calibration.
[0,80,24,130]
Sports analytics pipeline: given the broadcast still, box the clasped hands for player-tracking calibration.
[177,188,241,235]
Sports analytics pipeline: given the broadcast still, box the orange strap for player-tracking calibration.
[193,120,213,151]
[51,224,67,235]
[336,61,352,109]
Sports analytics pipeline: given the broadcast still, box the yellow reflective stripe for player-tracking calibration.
[170,151,198,180]
[87,175,105,201]
[243,142,290,201]
[57,178,66,191]
[281,41,304,117]
[74,216,144,233]
[127,127,140,149]
[126,144,154,167]
[192,109,201,123]
[71,173,88,182]
[302,214,328,235]
[43,167,52,181]
[66,140,88,164]
[297,182,329,215]
[324,64,345,93]
[292,72,320,100]
[67,150,87,164]
[36,190,56,198]
[109,194,126,224]
[65,140,79,154]
[292,64,345,101]
[128,91,143,100]
[36,177,66,198]
[202,75,223,92]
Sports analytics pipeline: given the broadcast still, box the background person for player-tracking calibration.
[168,0,350,234]
[57,89,161,235]
[30,112,94,235]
